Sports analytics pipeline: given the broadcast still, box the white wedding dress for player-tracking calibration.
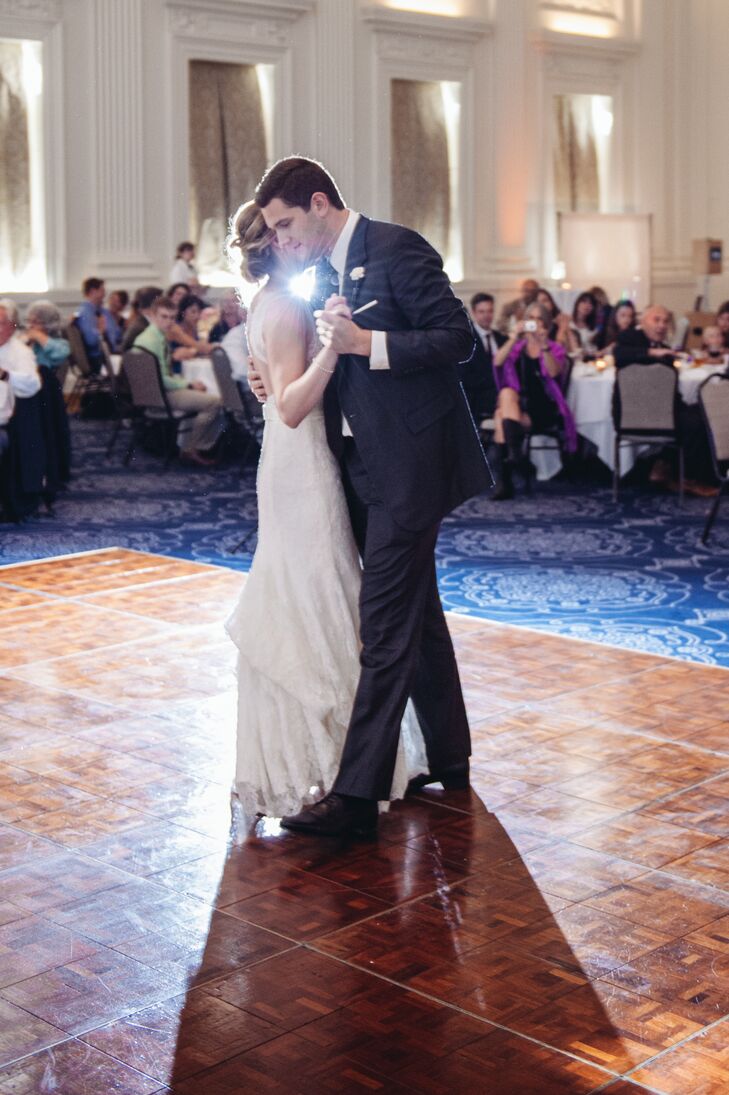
[226,286,425,817]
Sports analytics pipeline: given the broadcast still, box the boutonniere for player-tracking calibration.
[349,266,365,281]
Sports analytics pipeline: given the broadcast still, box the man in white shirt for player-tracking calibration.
[220,308,250,380]
[0,299,41,453]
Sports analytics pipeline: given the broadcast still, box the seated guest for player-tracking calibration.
[169,242,206,294]
[209,290,245,344]
[614,304,714,496]
[220,304,250,380]
[536,288,573,350]
[497,278,540,335]
[715,302,729,350]
[23,301,71,500]
[120,286,163,353]
[0,300,42,514]
[587,285,612,337]
[75,277,107,373]
[570,291,600,356]
[167,282,189,310]
[169,294,212,361]
[702,325,727,363]
[597,299,637,353]
[0,299,41,451]
[104,290,129,352]
[491,303,577,500]
[614,304,676,368]
[133,296,224,466]
[0,301,41,399]
[24,301,71,368]
[459,292,505,424]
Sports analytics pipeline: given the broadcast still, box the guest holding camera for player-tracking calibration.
[491,303,577,499]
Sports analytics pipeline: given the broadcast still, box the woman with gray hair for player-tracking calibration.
[24,299,70,369]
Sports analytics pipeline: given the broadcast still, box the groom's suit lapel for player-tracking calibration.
[343,215,369,313]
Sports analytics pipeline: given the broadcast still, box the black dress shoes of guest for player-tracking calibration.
[280,792,378,838]
[406,763,470,795]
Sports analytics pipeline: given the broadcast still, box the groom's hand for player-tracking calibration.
[316,297,372,357]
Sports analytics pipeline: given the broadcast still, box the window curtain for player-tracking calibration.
[553,94,600,213]
[0,40,32,280]
[390,79,450,259]
[188,60,267,274]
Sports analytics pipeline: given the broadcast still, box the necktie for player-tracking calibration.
[311,255,340,313]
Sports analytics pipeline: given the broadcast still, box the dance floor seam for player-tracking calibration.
[2,548,729,1094]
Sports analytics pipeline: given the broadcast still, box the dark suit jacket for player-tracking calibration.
[324,216,492,531]
[459,326,506,419]
[614,328,676,369]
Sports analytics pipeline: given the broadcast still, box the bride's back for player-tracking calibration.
[246,284,319,402]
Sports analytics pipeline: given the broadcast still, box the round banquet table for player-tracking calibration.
[530,359,727,480]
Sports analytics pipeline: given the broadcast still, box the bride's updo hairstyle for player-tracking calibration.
[226,200,275,283]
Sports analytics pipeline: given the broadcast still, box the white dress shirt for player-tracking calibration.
[0,336,41,426]
[329,210,389,372]
[474,322,499,360]
[169,258,198,286]
[221,323,250,380]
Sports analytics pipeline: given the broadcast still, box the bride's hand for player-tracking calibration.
[247,357,268,403]
[323,294,352,319]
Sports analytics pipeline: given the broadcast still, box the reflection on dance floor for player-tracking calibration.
[0,549,728,1092]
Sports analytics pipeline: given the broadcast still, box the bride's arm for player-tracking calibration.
[266,298,338,429]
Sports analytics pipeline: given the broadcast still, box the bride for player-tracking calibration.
[225,201,424,821]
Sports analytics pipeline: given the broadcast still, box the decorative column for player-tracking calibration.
[490,0,535,282]
[312,0,357,203]
[91,0,156,280]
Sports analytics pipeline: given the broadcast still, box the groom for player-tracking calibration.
[254,157,492,836]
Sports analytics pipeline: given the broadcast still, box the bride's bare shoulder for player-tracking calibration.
[255,286,312,338]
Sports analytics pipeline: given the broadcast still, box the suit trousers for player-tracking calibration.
[333,440,471,801]
[166,389,224,453]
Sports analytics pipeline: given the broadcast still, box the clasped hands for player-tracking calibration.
[316,295,372,357]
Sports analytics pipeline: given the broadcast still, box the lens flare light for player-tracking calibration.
[289,265,317,301]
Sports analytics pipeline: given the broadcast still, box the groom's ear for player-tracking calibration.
[309,192,330,219]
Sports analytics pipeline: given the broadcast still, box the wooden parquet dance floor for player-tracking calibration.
[1,548,729,1093]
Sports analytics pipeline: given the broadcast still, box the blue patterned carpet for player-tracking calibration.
[2,419,729,668]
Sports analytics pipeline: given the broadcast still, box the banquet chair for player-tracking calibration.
[64,320,111,414]
[211,346,263,465]
[613,363,684,502]
[698,373,729,543]
[121,348,196,468]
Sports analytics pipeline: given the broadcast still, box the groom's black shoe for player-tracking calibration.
[406,762,470,795]
[280,792,378,838]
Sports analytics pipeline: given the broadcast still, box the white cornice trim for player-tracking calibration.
[166,0,314,21]
[360,5,492,42]
[0,0,60,23]
[531,29,639,59]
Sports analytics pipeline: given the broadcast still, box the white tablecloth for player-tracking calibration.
[181,357,219,395]
[110,353,220,396]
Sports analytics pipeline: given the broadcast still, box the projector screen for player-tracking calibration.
[559,213,652,310]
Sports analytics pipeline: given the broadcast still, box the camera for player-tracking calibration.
[524,320,537,333]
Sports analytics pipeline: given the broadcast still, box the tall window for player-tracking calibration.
[390,78,462,281]
[188,60,269,286]
[0,38,46,292]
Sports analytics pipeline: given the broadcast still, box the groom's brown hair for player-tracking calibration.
[255,156,345,212]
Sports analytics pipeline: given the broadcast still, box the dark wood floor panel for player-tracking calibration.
[2,548,729,1092]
